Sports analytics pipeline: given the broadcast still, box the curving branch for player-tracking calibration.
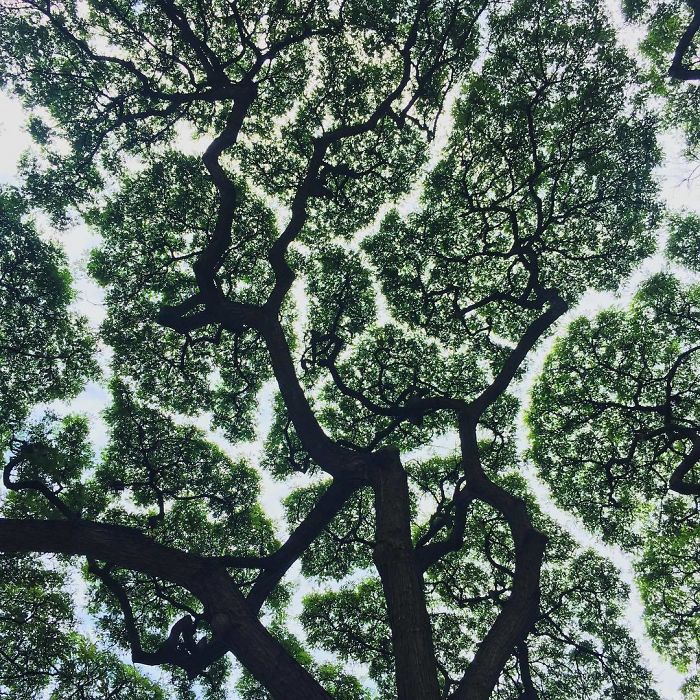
[86,559,224,679]
[468,293,567,417]
[669,433,700,495]
[3,448,74,520]
[450,418,548,700]
[669,0,700,81]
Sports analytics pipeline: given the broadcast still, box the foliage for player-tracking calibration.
[529,274,700,690]
[0,186,97,449]
[0,554,165,698]
[622,0,700,160]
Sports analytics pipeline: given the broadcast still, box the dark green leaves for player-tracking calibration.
[0,555,165,699]
[89,152,275,440]
[529,273,700,546]
[0,0,685,696]
[97,380,278,560]
[667,211,700,270]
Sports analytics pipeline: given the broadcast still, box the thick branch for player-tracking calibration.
[516,642,538,699]
[0,518,332,700]
[451,421,547,700]
[258,314,359,473]
[416,489,474,572]
[669,436,700,495]
[669,1,700,81]
[87,560,222,677]
[153,0,225,82]
[195,79,258,305]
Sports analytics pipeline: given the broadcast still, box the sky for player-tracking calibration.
[1,3,700,697]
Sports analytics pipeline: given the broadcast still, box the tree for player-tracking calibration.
[0,0,696,698]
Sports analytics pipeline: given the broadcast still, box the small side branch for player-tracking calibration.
[88,560,222,678]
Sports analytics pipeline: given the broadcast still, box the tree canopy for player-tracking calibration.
[0,0,698,698]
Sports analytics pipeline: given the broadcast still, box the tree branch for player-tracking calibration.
[669,1,700,81]
[669,434,700,495]
[247,477,362,610]
[468,293,567,417]
[0,518,332,699]
[450,420,547,700]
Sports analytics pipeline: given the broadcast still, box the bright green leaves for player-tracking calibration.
[47,636,168,700]
[319,325,450,449]
[1,0,240,211]
[529,273,700,546]
[0,554,74,699]
[301,580,395,697]
[300,243,479,453]
[637,495,700,693]
[0,184,164,697]
[0,555,164,699]
[627,0,700,159]
[89,152,275,441]
[0,186,97,448]
[302,123,427,241]
[97,380,277,561]
[526,546,658,700]
[366,0,660,350]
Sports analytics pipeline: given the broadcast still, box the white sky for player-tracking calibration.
[1,4,700,696]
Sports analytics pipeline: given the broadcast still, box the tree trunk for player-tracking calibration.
[370,449,441,700]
